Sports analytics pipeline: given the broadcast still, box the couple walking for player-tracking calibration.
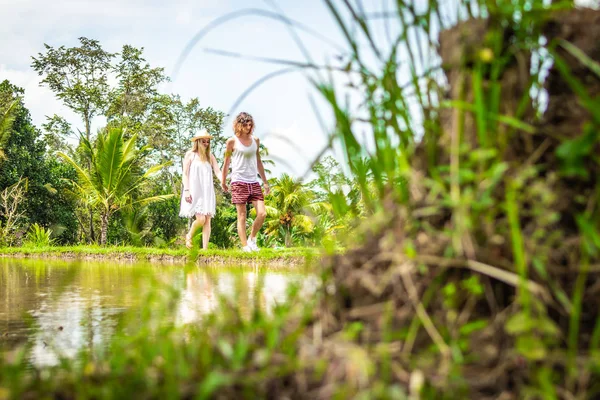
[178,112,270,252]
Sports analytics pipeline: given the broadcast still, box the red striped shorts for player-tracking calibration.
[231,182,264,204]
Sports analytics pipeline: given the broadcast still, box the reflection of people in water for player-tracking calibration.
[261,273,290,315]
[177,271,217,325]
[176,269,302,324]
[242,270,291,316]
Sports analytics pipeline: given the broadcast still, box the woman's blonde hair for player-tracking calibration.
[233,112,254,137]
[191,138,210,162]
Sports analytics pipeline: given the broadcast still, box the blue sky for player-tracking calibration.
[0,0,361,177]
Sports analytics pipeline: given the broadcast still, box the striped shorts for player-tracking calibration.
[231,182,264,204]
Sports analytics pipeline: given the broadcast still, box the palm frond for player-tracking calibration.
[291,214,314,232]
[131,194,175,207]
[57,151,95,192]
[265,205,280,217]
[98,127,125,193]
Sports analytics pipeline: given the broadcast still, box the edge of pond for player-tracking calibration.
[0,247,319,270]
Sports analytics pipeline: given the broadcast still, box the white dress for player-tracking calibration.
[179,153,216,218]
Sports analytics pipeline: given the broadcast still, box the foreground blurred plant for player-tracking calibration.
[2,0,600,398]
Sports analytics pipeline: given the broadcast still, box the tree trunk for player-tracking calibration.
[100,211,109,246]
[89,208,95,243]
[84,114,91,142]
[285,228,292,248]
[84,112,95,243]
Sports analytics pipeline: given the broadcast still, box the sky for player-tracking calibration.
[2,0,597,178]
[0,0,359,177]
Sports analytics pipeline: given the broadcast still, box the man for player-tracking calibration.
[221,112,270,252]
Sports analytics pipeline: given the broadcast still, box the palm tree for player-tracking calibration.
[59,127,173,245]
[264,173,325,247]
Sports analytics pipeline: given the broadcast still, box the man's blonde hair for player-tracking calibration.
[233,112,254,137]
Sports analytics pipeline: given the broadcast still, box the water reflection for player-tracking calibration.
[0,258,310,366]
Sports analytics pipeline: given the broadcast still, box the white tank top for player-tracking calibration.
[230,136,258,183]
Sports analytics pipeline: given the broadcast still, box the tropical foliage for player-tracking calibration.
[263,174,315,246]
[58,128,173,245]
[0,98,18,161]
[1,37,362,249]
[23,223,55,247]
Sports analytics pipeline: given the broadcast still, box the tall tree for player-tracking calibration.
[0,80,78,243]
[106,44,173,160]
[58,127,173,245]
[41,114,74,156]
[107,45,167,123]
[31,37,113,142]
[32,37,114,241]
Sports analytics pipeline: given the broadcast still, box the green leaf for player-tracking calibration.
[469,149,498,163]
[551,52,600,125]
[516,335,547,360]
[196,371,232,400]
[576,214,600,257]
[266,326,280,349]
[559,39,600,78]
[532,257,548,280]
[538,317,560,337]
[217,340,233,360]
[556,126,597,179]
[232,336,249,369]
[505,312,534,335]
[462,276,484,296]
[459,319,488,336]
[343,322,364,341]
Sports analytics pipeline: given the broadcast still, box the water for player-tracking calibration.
[0,257,312,366]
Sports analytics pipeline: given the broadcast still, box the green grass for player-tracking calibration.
[0,245,320,266]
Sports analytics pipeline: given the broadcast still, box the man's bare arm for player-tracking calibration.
[255,138,270,195]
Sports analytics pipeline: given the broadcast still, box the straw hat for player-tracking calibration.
[190,129,213,142]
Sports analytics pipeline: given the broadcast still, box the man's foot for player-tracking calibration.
[242,245,253,253]
[248,237,259,252]
[185,234,192,249]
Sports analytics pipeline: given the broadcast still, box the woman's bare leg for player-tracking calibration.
[186,214,206,248]
[202,216,212,250]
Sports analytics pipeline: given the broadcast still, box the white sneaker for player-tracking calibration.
[242,245,253,253]
[248,238,260,252]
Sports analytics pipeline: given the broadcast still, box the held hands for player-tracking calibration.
[264,183,270,195]
[221,181,229,193]
[184,189,192,203]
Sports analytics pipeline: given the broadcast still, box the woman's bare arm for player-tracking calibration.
[210,153,222,183]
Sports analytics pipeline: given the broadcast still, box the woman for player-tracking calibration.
[221,112,270,252]
[179,129,222,249]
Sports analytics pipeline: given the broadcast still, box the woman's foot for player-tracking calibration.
[185,234,193,249]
